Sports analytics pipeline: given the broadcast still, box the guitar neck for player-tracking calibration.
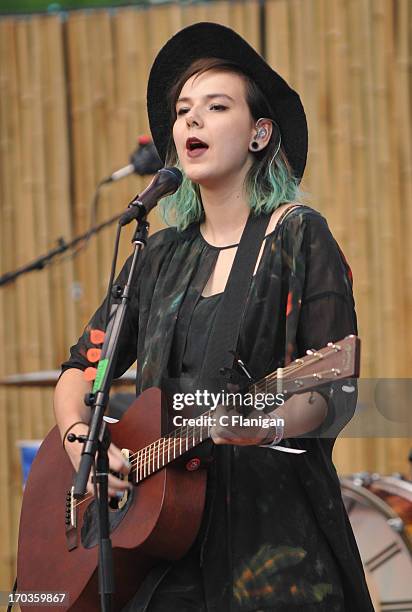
[132,335,359,483]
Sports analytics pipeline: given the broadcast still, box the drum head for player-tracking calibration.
[341,474,412,612]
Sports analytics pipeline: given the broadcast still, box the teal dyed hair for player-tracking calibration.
[160,165,203,229]
[160,59,305,231]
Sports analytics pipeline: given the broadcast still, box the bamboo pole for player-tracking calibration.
[374,0,404,377]
[396,0,412,375]
[88,10,114,295]
[42,15,77,364]
[333,0,375,474]
[111,7,150,261]
[312,0,332,219]
[299,0,321,208]
[66,11,100,326]
[266,0,291,83]
[323,0,352,245]
[347,0,373,376]
[359,0,381,380]
[15,20,35,443]
[366,0,390,379]
[31,16,55,436]
[206,0,232,28]
[231,0,259,44]
[0,18,17,590]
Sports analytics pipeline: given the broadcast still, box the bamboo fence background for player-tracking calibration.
[0,0,410,590]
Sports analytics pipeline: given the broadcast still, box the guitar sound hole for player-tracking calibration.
[81,486,135,549]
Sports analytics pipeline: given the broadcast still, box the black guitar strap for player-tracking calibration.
[199,212,271,390]
[200,205,302,391]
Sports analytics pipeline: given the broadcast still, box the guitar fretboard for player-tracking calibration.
[130,337,356,483]
[134,408,214,482]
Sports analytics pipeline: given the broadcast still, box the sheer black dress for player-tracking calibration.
[62,206,374,611]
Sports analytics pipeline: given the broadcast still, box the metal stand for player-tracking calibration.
[72,219,149,612]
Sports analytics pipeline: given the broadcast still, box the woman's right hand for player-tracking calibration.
[64,423,132,499]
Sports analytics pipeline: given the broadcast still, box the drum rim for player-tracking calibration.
[340,476,412,554]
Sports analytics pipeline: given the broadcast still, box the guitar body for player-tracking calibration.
[17,336,360,611]
[17,387,207,611]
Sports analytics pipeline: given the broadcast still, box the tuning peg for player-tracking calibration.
[306,348,323,358]
[327,342,341,349]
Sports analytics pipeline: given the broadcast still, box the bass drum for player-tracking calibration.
[341,473,412,612]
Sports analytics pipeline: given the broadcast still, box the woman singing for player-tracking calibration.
[54,22,373,612]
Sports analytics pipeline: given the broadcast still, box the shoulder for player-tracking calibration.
[280,203,326,226]
[270,203,327,241]
[279,204,336,243]
[276,205,350,278]
[287,207,354,292]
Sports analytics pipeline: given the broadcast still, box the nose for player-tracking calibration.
[185,107,203,129]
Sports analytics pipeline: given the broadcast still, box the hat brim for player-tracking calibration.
[147,22,307,181]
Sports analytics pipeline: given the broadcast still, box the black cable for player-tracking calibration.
[58,179,106,263]
[7,576,17,611]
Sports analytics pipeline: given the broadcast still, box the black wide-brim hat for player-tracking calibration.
[147,22,308,182]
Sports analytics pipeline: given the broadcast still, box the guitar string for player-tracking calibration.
[124,350,330,466]
[72,349,343,511]
[127,364,342,473]
[125,354,341,471]
[125,345,343,468]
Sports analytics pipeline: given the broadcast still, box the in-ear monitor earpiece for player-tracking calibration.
[256,127,268,139]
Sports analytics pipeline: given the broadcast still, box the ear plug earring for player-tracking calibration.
[250,125,268,151]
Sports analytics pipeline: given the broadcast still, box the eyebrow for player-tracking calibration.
[176,93,235,104]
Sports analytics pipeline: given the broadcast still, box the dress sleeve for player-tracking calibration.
[60,254,140,380]
[296,213,358,437]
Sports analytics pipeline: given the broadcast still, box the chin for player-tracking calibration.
[185,166,226,186]
[184,169,212,185]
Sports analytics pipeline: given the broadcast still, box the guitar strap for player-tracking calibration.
[196,206,304,612]
[200,204,302,389]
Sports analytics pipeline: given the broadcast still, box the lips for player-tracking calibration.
[185,137,209,159]
[186,137,209,151]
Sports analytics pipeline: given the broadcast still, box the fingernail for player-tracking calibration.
[116,491,124,499]
[123,459,131,469]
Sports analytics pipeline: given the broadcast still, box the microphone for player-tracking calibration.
[119,167,183,226]
[103,135,163,183]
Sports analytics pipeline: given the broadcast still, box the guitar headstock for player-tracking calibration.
[282,335,360,395]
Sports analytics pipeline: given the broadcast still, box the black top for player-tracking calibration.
[168,291,345,610]
[178,292,222,388]
[62,206,374,611]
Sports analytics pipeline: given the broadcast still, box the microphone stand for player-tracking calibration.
[0,212,122,287]
[72,217,149,612]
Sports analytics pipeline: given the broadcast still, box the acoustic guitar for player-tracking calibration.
[17,336,360,611]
